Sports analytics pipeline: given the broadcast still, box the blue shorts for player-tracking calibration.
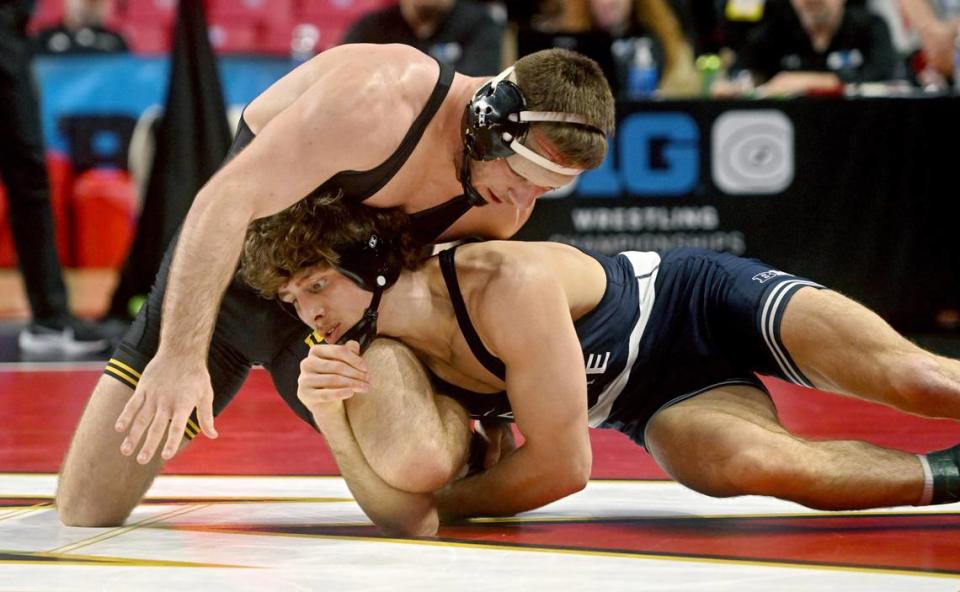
[600,247,824,446]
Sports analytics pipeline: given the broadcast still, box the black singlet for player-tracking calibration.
[439,246,506,379]
[233,61,474,244]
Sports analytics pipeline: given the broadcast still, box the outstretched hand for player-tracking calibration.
[114,354,218,464]
[298,341,370,410]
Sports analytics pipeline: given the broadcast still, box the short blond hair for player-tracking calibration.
[514,48,616,169]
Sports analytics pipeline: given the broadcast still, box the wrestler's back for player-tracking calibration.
[242,44,438,136]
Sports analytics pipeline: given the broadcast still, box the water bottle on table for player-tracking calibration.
[627,37,658,99]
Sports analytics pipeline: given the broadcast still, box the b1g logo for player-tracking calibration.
[577,112,699,197]
[573,110,794,198]
[712,111,794,194]
[752,269,790,284]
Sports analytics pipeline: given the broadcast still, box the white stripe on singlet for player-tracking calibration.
[587,251,660,427]
[760,278,821,388]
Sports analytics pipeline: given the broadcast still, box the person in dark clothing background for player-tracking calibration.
[342,0,505,75]
[712,0,897,96]
[0,0,108,354]
[32,0,127,55]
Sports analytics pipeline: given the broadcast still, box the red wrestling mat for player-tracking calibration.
[1,367,959,478]
[172,512,960,576]
[435,513,960,575]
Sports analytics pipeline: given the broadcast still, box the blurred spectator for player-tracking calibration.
[529,0,700,96]
[668,0,788,57]
[32,0,127,55]
[898,0,960,81]
[342,0,504,75]
[714,0,897,96]
[0,0,108,354]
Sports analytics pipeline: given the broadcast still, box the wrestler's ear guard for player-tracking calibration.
[332,234,399,293]
[332,234,397,354]
[461,66,606,175]
[462,68,529,161]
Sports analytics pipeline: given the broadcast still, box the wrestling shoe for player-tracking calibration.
[927,443,960,504]
[18,316,110,355]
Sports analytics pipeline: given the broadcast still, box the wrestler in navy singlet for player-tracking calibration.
[104,62,467,435]
[436,245,824,448]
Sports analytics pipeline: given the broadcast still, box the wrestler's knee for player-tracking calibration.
[711,445,793,496]
[363,339,424,380]
[659,440,796,499]
[56,376,172,527]
[56,489,133,527]
[357,432,460,494]
[884,353,960,417]
[357,340,468,492]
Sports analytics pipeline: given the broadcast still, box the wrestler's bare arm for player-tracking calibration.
[310,401,439,536]
[435,264,592,520]
[115,48,431,464]
[299,341,439,536]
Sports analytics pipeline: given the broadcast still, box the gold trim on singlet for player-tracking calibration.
[103,359,202,441]
[105,359,139,389]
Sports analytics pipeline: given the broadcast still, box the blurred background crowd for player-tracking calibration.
[20,0,960,95]
[0,0,958,357]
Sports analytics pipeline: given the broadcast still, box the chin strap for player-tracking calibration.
[460,148,488,207]
[335,287,384,353]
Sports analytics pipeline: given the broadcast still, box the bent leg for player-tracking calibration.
[57,376,187,526]
[780,287,960,419]
[644,384,925,510]
[346,338,471,493]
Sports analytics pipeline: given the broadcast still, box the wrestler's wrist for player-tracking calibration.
[153,342,209,366]
[307,399,345,425]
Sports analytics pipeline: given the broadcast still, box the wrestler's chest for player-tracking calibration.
[418,342,505,396]
[362,143,460,211]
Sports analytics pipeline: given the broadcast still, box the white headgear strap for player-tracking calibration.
[490,66,590,176]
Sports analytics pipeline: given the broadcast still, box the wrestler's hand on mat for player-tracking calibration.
[114,354,218,464]
[297,341,370,409]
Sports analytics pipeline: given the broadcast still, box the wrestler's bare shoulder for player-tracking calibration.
[245,45,440,153]
[455,241,586,273]
[453,241,606,316]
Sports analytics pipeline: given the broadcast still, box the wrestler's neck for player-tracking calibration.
[374,269,439,350]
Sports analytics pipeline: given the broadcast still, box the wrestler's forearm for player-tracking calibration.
[311,403,439,537]
[157,189,249,360]
[435,442,587,521]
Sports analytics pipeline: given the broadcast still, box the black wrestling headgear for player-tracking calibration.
[332,233,400,293]
[461,66,605,174]
[462,73,528,161]
[331,233,401,353]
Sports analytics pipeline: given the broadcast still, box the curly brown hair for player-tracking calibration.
[238,191,431,298]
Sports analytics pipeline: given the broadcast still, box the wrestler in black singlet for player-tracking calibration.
[104,62,469,435]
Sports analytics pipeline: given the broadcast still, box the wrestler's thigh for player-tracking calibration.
[778,287,928,397]
[644,385,792,497]
[57,375,187,526]
[347,339,444,457]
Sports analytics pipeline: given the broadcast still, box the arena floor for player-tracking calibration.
[1,348,959,590]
